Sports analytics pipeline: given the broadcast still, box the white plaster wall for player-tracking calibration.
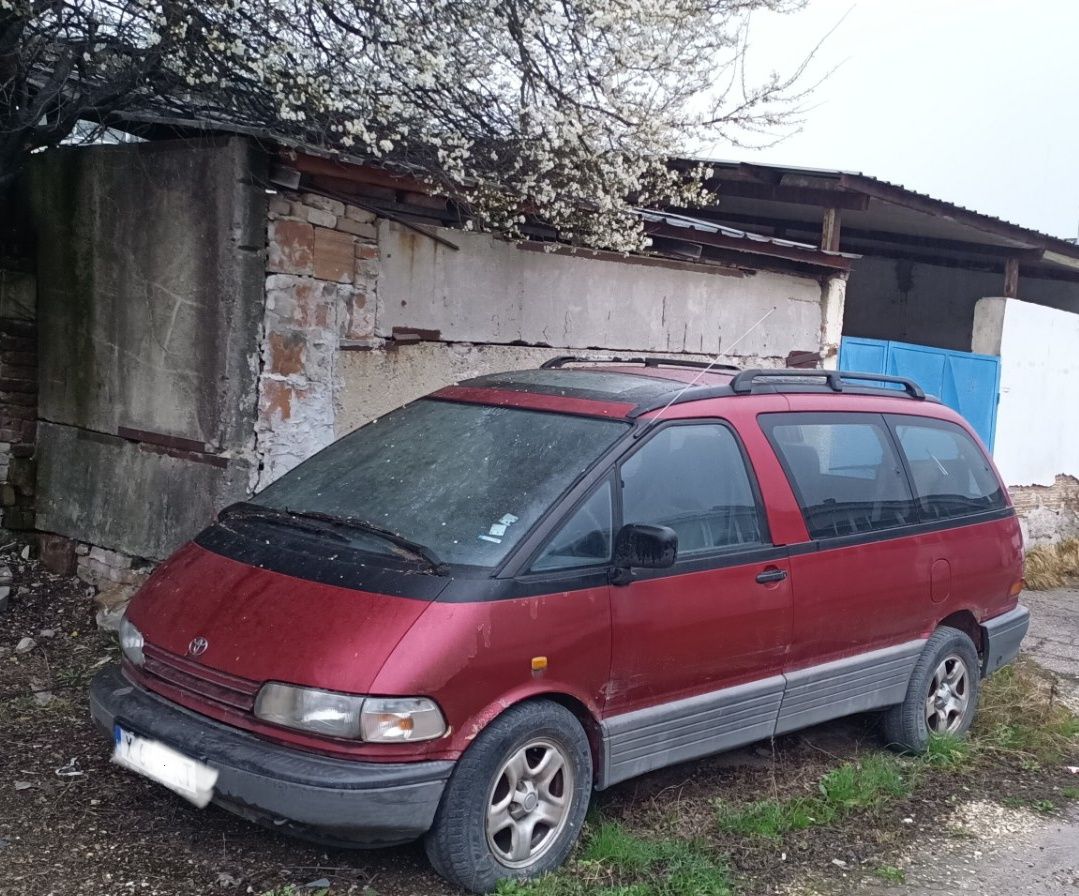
[375,222,826,358]
[974,297,1079,487]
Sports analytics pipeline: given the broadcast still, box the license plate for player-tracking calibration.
[113,725,218,808]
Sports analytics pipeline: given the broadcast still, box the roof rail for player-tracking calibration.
[541,355,740,373]
[729,368,926,400]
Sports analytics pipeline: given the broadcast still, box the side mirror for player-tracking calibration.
[611,524,677,584]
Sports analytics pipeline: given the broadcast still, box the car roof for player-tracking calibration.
[459,365,734,406]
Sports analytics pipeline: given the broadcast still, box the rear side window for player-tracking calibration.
[763,413,917,539]
[890,418,1005,520]
[620,423,765,556]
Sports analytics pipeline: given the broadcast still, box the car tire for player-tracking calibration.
[882,626,981,753]
[424,699,592,894]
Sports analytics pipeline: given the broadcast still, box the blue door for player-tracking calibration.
[839,337,1001,451]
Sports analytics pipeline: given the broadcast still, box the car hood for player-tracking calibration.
[125,541,442,693]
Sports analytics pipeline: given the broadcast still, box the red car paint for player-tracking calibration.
[120,365,1024,771]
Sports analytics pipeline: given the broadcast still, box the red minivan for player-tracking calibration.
[90,361,1028,892]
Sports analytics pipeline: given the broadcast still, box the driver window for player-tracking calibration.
[531,480,613,572]
[621,424,764,556]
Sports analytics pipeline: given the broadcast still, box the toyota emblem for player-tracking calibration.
[188,636,209,657]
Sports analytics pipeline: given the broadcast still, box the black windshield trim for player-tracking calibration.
[195,522,454,601]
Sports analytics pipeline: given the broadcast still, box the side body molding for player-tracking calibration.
[597,639,927,790]
[774,639,926,734]
[598,676,785,789]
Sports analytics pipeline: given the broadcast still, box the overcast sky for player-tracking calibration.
[714,0,1079,240]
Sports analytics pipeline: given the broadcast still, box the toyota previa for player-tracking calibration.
[90,361,1029,892]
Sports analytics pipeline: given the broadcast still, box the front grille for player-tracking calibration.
[142,643,260,712]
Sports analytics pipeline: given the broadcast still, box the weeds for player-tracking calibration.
[716,754,909,838]
[1023,537,1079,589]
[922,733,973,768]
[498,822,731,896]
[874,865,905,883]
[972,659,1079,763]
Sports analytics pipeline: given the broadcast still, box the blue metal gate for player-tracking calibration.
[839,336,1001,451]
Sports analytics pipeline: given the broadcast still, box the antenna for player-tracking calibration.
[637,306,777,434]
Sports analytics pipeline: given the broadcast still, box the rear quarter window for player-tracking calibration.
[889,416,1005,520]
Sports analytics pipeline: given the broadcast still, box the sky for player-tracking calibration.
[712,0,1079,239]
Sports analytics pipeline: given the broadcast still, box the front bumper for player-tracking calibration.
[89,665,453,847]
[981,604,1030,677]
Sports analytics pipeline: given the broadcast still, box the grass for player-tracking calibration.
[922,732,973,767]
[874,865,906,883]
[715,754,910,838]
[1063,786,1079,800]
[972,659,1079,763]
[1023,537,1079,589]
[497,822,732,896]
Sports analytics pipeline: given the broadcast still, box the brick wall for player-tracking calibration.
[256,191,378,486]
[0,269,37,530]
[1009,475,1079,545]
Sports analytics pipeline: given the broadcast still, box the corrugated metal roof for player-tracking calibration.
[636,208,858,259]
[692,158,1079,257]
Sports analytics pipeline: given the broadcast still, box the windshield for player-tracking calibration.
[252,399,628,567]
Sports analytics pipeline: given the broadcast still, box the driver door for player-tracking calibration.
[602,421,792,782]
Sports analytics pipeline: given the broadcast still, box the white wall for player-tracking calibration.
[973,297,1079,487]
[375,222,830,358]
[333,221,846,433]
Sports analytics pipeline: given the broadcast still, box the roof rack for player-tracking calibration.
[627,367,929,419]
[728,368,926,399]
[540,355,740,373]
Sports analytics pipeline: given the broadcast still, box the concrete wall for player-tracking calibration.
[973,297,1079,543]
[845,256,1079,352]
[27,137,267,560]
[330,221,845,435]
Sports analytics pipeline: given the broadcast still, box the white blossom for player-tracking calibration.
[2,0,815,249]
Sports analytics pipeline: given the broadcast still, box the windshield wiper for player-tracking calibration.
[219,504,351,544]
[221,504,446,574]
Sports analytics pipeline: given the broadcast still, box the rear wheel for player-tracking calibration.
[424,700,592,893]
[883,627,980,752]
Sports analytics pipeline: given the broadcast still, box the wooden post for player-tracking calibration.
[1003,257,1020,298]
[821,207,841,253]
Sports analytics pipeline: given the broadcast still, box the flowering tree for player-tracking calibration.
[1,0,813,249]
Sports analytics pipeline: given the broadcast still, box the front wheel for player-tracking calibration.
[882,626,981,752]
[424,700,592,893]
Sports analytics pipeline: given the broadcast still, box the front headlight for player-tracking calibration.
[254,682,365,739]
[253,683,447,742]
[360,697,446,742]
[118,616,145,667]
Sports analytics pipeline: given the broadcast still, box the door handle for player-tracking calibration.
[756,567,788,584]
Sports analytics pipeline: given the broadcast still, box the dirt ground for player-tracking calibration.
[2,546,1077,896]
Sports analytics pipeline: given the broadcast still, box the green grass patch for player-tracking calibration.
[923,733,974,767]
[498,822,731,896]
[1062,786,1079,800]
[874,865,905,883]
[818,754,910,809]
[716,754,909,839]
[715,796,835,838]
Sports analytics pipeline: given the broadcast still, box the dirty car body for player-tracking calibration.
[89,361,1029,891]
